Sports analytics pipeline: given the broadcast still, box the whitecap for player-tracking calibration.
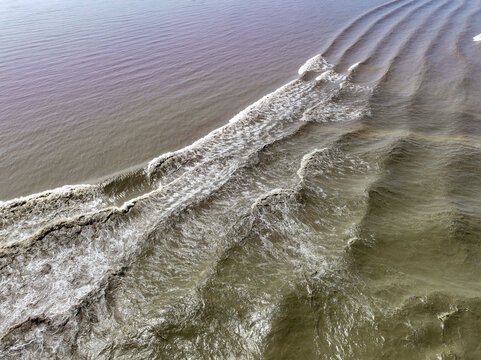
[298,54,331,75]
[348,62,361,73]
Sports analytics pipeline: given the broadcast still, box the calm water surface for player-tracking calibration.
[0,0,381,200]
[1,0,481,358]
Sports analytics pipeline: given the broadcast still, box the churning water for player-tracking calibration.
[1,0,481,358]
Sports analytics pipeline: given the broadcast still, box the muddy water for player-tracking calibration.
[1,0,481,358]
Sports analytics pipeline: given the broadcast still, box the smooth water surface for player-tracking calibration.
[0,0,381,200]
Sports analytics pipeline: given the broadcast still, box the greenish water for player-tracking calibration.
[1,0,481,358]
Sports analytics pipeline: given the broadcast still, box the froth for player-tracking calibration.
[0,54,376,351]
[348,62,361,73]
[298,55,332,75]
[315,69,346,82]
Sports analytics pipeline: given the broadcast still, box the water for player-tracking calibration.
[1,0,481,358]
[0,0,376,200]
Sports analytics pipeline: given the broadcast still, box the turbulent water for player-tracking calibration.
[1,0,481,358]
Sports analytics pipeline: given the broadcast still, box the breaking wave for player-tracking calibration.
[2,0,481,357]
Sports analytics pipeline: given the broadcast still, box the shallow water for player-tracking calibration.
[1,0,481,358]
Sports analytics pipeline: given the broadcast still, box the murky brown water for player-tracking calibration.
[1,0,481,358]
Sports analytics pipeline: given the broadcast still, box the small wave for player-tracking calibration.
[315,69,345,82]
[0,184,97,208]
[0,184,108,246]
[298,54,332,75]
[348,61,361,73]
[321,0,416,59]
[474,33,481,42]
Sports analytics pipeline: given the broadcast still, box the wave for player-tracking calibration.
[321,0,418,60]
[0,55,372,350]
[333,0,439,72]
[2,0,481,356]
[347,0,454,84]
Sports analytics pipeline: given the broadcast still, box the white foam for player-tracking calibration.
[4,54,332,208]
[315,70,346,82]
[0,184,109,247]
[0,184,95,207]
[297,148,327,179]
[146,151,175,176]
[348,62,361,73]
[473,33,481,42]
[2,55,342,339]
[298,54,331,75]
[0,51,381,351]
[146,80,297,179]
[315,71,331,82]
